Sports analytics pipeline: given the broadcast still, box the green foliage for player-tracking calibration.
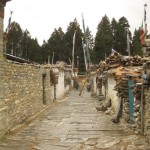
[6,22,41,63]
[85,26,94,63]
[40,19,85,72]
[6,22,23,56]
[131,28,142,56]
[21,29,31,59]
[111,18,118,49]
[93,16,132,63]
[94,15,113,62]
[64,18,85,72]
[6,16,142,70]
[46,27,65,64]
[114,17,130,55]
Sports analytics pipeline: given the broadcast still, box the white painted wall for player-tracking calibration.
[102,85,105,96]
[51,68,71,101]
[93,76,97,95]
[65,84,70,93]
[56,70,65,99]
[92,73,118,111]
[107,77,118,110]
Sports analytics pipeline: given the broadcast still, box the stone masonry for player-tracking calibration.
[144,88,150,142]
[0,0,54,135]
[0,90,150,150]
[0,61,53,135]
[0,1,7,126]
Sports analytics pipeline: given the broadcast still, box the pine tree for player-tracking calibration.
[6,21,23,56]
[41,40,48,64]
[115,16,130,55]
[111,18,118,50]
[64,18,85,72]
[46,27,65,64]
[131,28,142,56]
[21,29,31,59]
[94,15,113,62]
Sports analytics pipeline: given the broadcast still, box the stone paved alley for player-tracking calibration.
[0,90,150,150]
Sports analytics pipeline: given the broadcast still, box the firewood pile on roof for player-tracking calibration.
[113,66,142,100]
[97,52,144,77]
[97,51,145,124]
[113,66,142,78]
[105,51,122,69]
[98,51,145,71]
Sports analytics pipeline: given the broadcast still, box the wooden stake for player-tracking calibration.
[79,75,90,96]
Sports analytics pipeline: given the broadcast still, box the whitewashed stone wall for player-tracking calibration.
[56,70,65,99]
[90,73,97,96]
[65,84,70,93]
[107,77,118,110]
[51,68,71,101]
[93,76,97,95]
[92,73,118,111]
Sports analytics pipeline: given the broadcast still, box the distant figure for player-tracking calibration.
[142,70,148,84]
[74,78,79,90]
[86,80,91,92]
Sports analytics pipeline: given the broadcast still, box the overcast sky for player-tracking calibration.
[4,0,150,45]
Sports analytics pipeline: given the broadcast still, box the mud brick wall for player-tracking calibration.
[0,61,52,135]
[144,88,150,142]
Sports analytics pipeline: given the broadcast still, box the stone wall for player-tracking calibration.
[0,17,3,61]
[0,61,52,135]
[144,88,150,142]
[90,73,97,96]
[93,75,97,95]
[0,17,4,108]
[56,70,65,99]
[107,77,118,110]
[51,67,71,101]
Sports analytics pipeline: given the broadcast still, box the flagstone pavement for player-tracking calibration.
[0,90,150,150]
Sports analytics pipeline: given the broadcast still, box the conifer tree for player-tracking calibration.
[64,18,85,72]
[94,15,113,62]
[131,28,142,56]
[6,21,23,56]
[46,27,65,64]
[115,16,130,55]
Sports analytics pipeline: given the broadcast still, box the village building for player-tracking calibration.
[1,2,150,148]
[0,0,72,136]
[90,42,150,142]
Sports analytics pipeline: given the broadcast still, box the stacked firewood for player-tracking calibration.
[104,52,143,68]
[97,51,144,125]
[132,56,144,66]
[98,61,108,73]
[116,75,130,122]
[122,56,144,66]
[50,70,58,85]
[105,52,122,69]
[144,47,150,57]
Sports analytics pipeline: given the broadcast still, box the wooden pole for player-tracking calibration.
[72,31,76,76]
[79,75,90,96]
[71,31,76,88]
